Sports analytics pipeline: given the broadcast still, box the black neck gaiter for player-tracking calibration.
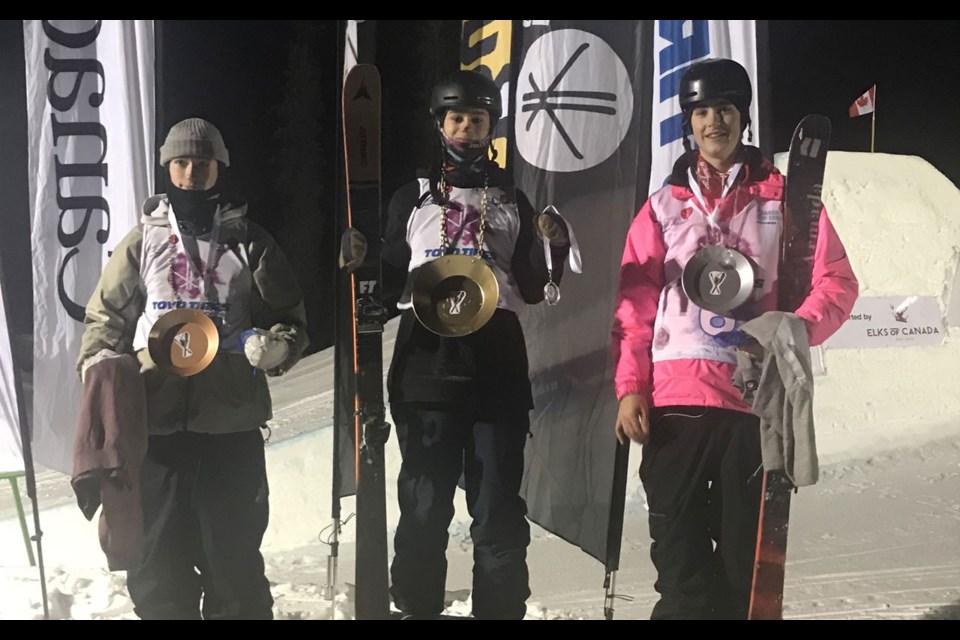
[167,178,220,236]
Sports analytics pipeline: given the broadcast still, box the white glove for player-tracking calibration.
[240,328,290,371]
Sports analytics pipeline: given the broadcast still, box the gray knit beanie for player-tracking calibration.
[159,118,230,167]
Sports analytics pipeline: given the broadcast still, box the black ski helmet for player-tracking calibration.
[429,70,502,125]
[679,58,752,138]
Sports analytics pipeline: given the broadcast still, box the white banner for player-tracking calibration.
[344,19,359,78]
[824,296,946,349]
[1,276,23,473]
[24,20,154,474]
[649,20,759,194]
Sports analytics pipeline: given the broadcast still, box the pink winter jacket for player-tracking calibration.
[611,150,858,412]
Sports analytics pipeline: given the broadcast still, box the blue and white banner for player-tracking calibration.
[23,20,154,474]
[649,20,760,193]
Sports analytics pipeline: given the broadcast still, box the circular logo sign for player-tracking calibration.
[515,29,634,173]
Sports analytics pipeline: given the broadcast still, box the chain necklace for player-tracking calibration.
[438,170,488,256]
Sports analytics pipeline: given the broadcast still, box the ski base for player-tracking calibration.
[342,62,390,621]
[748,470,793,619]
[749,114,831,620]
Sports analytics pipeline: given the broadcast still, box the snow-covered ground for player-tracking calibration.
[1,326,958,620]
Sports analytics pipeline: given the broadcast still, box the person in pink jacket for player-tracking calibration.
[611,58,858,619]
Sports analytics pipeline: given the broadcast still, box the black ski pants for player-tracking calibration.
[640,406,763,620]
[389,403,531,620]
[126,429,273,620]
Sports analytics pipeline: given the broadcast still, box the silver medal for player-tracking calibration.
[544,279,561,306]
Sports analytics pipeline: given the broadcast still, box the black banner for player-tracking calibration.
[510,20,654,567]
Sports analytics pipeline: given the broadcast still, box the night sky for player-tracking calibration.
[768,20,960,184]
[1,20,958,349]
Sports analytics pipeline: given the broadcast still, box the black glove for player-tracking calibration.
[339,227,368,273]
[71,473,101,521]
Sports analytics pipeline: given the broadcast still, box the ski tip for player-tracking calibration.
[345,63,381,81]
[793,113,832,135]
[343,63,382,100]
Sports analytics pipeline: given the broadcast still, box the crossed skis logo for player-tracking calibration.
[170,253,225,299]
[708,271,726,296]
[443,201,482,247]
[446,291,468,315]
[173,330,192,358]
[516,29,633,172]
[521,42,616,161]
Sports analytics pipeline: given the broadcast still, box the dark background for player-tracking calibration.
[2,19,957,357]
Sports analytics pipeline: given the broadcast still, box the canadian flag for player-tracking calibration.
[849,84,876,118]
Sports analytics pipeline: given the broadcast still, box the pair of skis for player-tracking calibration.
[333,63,391,620]
[747,114,831,620]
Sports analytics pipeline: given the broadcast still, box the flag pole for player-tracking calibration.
[870,84,876,152]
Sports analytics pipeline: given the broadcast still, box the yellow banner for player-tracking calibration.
[460,20,512,168]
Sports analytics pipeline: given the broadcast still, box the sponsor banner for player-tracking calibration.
[824,296,945,349]
[1,276,23,473]
[649,20,760,193]
[344,19,359,76]
[461,20,514,168]
[24,20,154,473]
[510,19,759,566]
[511,20,650,566]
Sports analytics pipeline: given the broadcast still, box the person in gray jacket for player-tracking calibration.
[77,117,308,619]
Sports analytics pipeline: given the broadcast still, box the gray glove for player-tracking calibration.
[537,211,569,247]
[339,227,368,273]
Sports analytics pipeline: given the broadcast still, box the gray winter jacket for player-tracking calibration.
[78,194,309,436]
[732,311,818,487]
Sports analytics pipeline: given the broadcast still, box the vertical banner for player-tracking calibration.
[23,20,154,473]
[460,20,514,169]
[510,20,653,565]
[502,20,760,567]
[344,19,359,77]
[1,273,23,473]
[649,20,759,193]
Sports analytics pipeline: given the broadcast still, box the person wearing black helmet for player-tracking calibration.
[611,58,858,619]
[340,69,572,619]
